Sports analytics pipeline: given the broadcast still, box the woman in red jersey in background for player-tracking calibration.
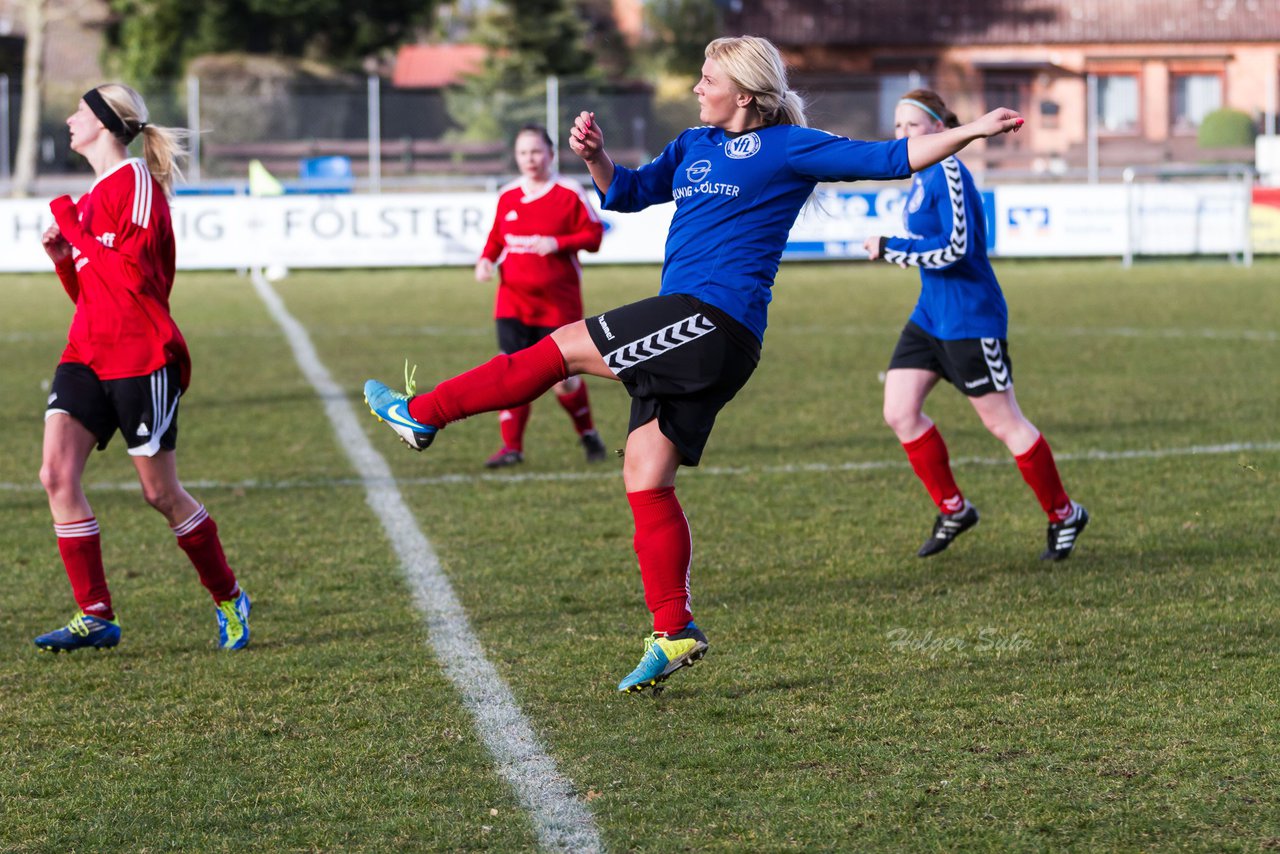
[474,123,607,468]
[33,84,251,653]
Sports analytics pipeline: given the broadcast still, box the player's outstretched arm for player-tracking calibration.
[568,110,616,194]
[907,108,1024,172]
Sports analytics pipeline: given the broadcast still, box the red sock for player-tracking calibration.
[55,517,113,620]
[1015,434,1073,522]
[498,404,532,452]
[555,380,595,435]
[173,505,240,602]
[902,425,965,514]
[628,487,693,635]
[409,336,567,427]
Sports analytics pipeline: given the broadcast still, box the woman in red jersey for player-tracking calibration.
[33,83,250,653]
[474,124,607,468]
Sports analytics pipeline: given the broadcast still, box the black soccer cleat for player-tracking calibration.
[581,430,608,463]
[1041,503,1089,561]
[484,447,524,469]
[917,501,980,557]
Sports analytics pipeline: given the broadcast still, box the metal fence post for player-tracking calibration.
[1268,66,1277,137]
[368,75,381,194]
[1122,167,1134,268]
[186,75,201,184]
[1242,166,1254,267]
[1087,73,1099,184]
[0,74,9,182]
[546,75,559,151]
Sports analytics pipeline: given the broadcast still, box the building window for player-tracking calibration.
[879,72,923,135]
[1039,100,1061,130]
[1096,74,1139,133]
[1171,74,1222,133]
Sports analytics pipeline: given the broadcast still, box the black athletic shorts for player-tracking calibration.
[586,294,760,466]
[496,317,558,355]
[888,321,1014,397]
[46,362,182,455]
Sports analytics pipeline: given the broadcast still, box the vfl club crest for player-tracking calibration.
[907,180,926,213]
[724,132,761,159]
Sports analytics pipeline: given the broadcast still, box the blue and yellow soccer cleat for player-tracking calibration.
[34,612,121,653]
[617,622,708,694]
[364,379,437,451]
[215,590,252,651]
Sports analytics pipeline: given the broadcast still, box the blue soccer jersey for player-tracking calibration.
[600,125,912,342]
[882,156,1008,340]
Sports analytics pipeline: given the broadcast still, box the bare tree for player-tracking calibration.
[10,0,103,197]
[11,0,46,197]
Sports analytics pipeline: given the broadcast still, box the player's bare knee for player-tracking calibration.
[982,411,1035,450]
[982,417,1015,446]
[883,404,919,438]
[141,484,180,516]
[39,462,71,499]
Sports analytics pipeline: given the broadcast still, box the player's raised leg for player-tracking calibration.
[364,320,613,450]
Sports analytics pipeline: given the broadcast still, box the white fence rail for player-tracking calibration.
[0,180,1261,273]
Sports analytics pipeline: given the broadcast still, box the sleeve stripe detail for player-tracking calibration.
[130,160,152,229]
[558,178,602,223]
[883,158,967,269]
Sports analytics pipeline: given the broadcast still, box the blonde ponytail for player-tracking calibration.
[94,83,188,197]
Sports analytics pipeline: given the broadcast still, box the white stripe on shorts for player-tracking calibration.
[603,313,717,374]
[128,367,181,457]
[980,338,1011,391]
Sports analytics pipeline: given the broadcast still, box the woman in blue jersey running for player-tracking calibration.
[865,88,1088,562]
[365,39,1023,695]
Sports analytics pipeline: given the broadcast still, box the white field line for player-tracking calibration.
[3,440,1276,495]
[247,270,602,854]
[751,325,1280,343]
[4,324,1277,346]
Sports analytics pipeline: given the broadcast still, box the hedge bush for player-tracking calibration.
[1197,108,1258,148]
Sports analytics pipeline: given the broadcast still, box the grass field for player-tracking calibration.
[1,259,1276,852]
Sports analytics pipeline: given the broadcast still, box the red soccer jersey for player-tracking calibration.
[480,176,604,327]
[49,158,190,389]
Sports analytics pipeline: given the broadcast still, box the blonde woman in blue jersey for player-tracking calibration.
[865,89,1088,562]
[366,40,1024,695]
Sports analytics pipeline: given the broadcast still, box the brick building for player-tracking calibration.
[725,0,1280,174]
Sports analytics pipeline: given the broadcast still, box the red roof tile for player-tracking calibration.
[392,43,487,89]
[726,0,1280,45]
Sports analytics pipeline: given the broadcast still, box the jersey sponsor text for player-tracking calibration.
[673,182,741,201]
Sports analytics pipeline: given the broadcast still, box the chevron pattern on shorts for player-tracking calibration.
[981,337,1011,391]
[883,157,968,269]
[604,313,718,373]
